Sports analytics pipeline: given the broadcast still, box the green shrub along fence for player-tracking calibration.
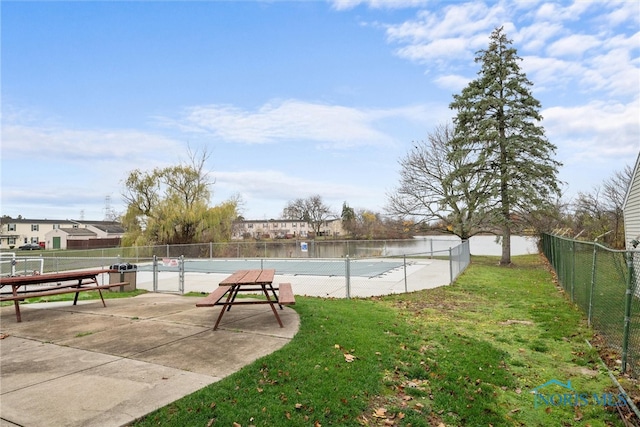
[542,233,640,377]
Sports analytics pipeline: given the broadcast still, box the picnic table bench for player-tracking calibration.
[0,269,127,322]
[196,269,295,330]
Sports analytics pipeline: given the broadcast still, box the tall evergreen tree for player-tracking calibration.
[449,27,562,265]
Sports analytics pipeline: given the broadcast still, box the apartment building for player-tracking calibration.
[233,218,344,240]
[0,218,124,250]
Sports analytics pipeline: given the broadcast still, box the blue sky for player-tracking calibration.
[1,0,638,221]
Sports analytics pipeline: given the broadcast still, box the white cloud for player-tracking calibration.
[520,55,586,91]
[602,1,640,27]
[546,33,601,57]
[385,2,507,44]
[515,22,564,52]
[534,1,594,23]
[158,99,428,149]
[330,0,430,11]
[1,123,179,162]
[543,98,640,162]
[214,169,380,217]
[217,169,367,199]
[433,74,470,91]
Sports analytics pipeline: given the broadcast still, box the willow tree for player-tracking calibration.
[449,27,561,264]
[121,148,239,246]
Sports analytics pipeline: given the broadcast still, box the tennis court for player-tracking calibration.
[141,258,407,278]
[135,256,456,298]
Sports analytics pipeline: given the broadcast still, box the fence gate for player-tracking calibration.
[150,255,184,294]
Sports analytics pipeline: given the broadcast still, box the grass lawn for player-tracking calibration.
[46,254,630,426]
[0,289,148,306]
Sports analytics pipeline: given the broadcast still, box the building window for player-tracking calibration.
[30,238,38,244]
[53,224,60,229]
[292,223,297,228]
[8,223,16,231]
[248,224,253,229]
[8,238,15,245]
[31,224,39,232]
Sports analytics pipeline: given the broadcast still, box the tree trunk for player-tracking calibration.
[500,223,511,265]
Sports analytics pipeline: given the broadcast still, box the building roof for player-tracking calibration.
[58,228,97,237]
[91,223,125,233]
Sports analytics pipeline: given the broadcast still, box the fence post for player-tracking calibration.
[179,255,185,294]
[449,247,453,285]
[403,254,408,293]
[588,243,598,327]
[622,252,635,373]
[345,256,351,299]
[153,255,158,293]
[570,240,575,302]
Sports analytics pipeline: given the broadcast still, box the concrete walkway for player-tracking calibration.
[0,293,299,427]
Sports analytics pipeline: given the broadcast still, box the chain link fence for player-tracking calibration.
[542,233,640,377]
[1,239,470,298]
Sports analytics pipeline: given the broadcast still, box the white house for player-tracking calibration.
[623,152,640,250]
[0,219,124,250]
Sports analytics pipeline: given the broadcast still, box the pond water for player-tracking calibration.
[381,235,539,257]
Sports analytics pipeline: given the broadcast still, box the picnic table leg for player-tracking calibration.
[267,283,284,309]
[226,286,241,312]
[12,285,22,323]
[97,289,107,307]
[213,286,235,330]
[72,278,83,305]
[90,276,107,307]
[262,284,284,328]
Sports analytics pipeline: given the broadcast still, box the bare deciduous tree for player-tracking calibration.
[386,123,493,240]
[282,195,333,236]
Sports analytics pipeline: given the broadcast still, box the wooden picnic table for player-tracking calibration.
[0,269,128,322]
[196,269,295,330]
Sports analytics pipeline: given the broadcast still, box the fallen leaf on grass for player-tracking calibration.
[574,406,583,421]
[373,408,387,418]
[344,353,355,362]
